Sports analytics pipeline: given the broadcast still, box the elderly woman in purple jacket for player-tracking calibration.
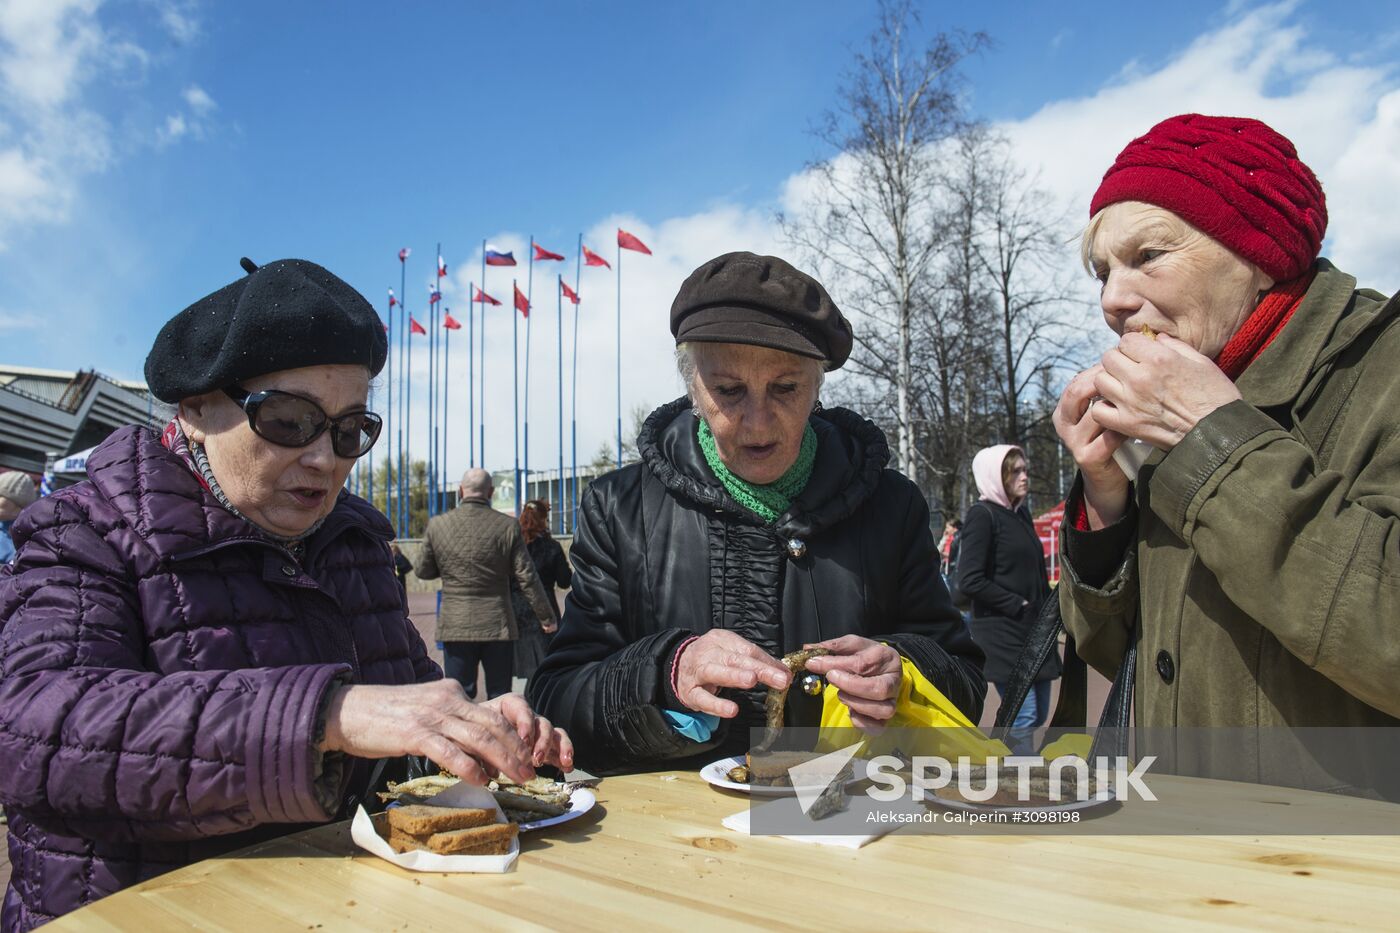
[0,258,571,931]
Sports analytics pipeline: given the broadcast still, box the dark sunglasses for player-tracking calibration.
[223,386,382,459]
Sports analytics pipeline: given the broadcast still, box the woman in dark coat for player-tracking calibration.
[0,258,569,932]
[512,499,572,678]
[958,444,1059,747]
[527,252,986,776]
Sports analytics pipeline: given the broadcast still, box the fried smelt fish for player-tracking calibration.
[376,774,460,803]
[491,790,569,818]
[753,647,831,753]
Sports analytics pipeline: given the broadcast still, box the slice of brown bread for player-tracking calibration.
[387,804,496,836]
[387,829,429,854]
[426,821,518,855]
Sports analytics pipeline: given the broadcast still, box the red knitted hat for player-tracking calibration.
[1089,114,1327,281]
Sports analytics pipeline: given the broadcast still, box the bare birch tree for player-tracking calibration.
[780,0,986,483]
[958,129,1083,443]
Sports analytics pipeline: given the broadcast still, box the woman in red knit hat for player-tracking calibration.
[1052,113,1400,799]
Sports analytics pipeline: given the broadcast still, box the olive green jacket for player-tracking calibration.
[1060,260,1400,792]
[417,500,554,642]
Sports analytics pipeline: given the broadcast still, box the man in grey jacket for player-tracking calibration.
[417,469,555,699]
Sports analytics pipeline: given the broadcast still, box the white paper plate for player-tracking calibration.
[700,755,865,797]
[515,788,596,832]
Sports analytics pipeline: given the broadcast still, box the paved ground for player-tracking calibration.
[0,593,1107,897]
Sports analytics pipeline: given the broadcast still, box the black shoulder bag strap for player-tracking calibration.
[991,590,1136,761]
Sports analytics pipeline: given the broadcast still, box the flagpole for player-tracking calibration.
[480,240,487,476]
[512,277,521,517]
[616,241,623,469]
[426,270,435,520]
[524,236,534,510]
[442,306,450,513]
[468,283,475,469]
[385,290,392,526]
[434,243,444,516]
[556,274,565,536]
[571,232,582,535]
[399,253,409,535]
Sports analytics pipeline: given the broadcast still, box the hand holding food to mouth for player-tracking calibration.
[672,629,793,719]
[801,635,903,732]
[1089,329,1242,450]
[1054,364,1132,528]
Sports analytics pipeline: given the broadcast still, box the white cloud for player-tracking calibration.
[156,85,216,147]
[0,0,104,109]
[155,1,199,44]
[0,0,201,247]
[183,84,214,115]
[156,112,187,145]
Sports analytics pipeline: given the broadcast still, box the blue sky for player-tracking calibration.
[2,0,1398,474]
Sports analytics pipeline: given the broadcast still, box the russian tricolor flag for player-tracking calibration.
[484,245,517,266]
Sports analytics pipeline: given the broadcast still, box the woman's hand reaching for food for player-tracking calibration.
[319,681,541,784]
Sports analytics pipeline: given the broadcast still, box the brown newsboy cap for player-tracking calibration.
[669,252,853,370]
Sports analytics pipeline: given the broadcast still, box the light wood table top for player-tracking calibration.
[51,771,1400,931]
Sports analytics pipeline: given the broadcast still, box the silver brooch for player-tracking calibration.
[786,537,807,559]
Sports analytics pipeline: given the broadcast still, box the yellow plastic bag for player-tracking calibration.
[817,657,1013,760]
[816,657,1098,763]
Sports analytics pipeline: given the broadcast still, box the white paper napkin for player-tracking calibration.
[722,794,927,849]
[350,781,519,872]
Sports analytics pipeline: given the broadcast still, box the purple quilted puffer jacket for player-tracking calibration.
[0,426,440,931]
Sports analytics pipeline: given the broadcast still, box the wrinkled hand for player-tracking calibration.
[320,681,538,784]
[482,692,573,771]
[673,629,792,719]
[1053,364,1130,528]
[1091,331,1241,450]
[801,635,903,733]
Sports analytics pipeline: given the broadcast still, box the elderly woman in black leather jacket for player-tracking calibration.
[527,252,986,775]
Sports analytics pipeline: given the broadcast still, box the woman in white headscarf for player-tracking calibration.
[957,445,1059,742]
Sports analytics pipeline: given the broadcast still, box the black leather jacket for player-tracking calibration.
[526,398,986,775]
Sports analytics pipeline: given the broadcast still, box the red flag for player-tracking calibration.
[437,254,448,277]
[443,313,462,330]
[561,280,580,305]
[409,317,427,335]
[398,247,411,262]
[533,243,565,262]
[582,245,611,269]
[388,288,398,307]
[617,229,652,255]
[428,289,442,305]
[382,322,389,333]
[514,284,530,318]
[473,287,501,306]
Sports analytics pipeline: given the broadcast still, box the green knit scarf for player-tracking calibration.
[697,418,818,523]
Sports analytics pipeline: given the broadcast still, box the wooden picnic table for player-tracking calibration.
[49,769,1400,931]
